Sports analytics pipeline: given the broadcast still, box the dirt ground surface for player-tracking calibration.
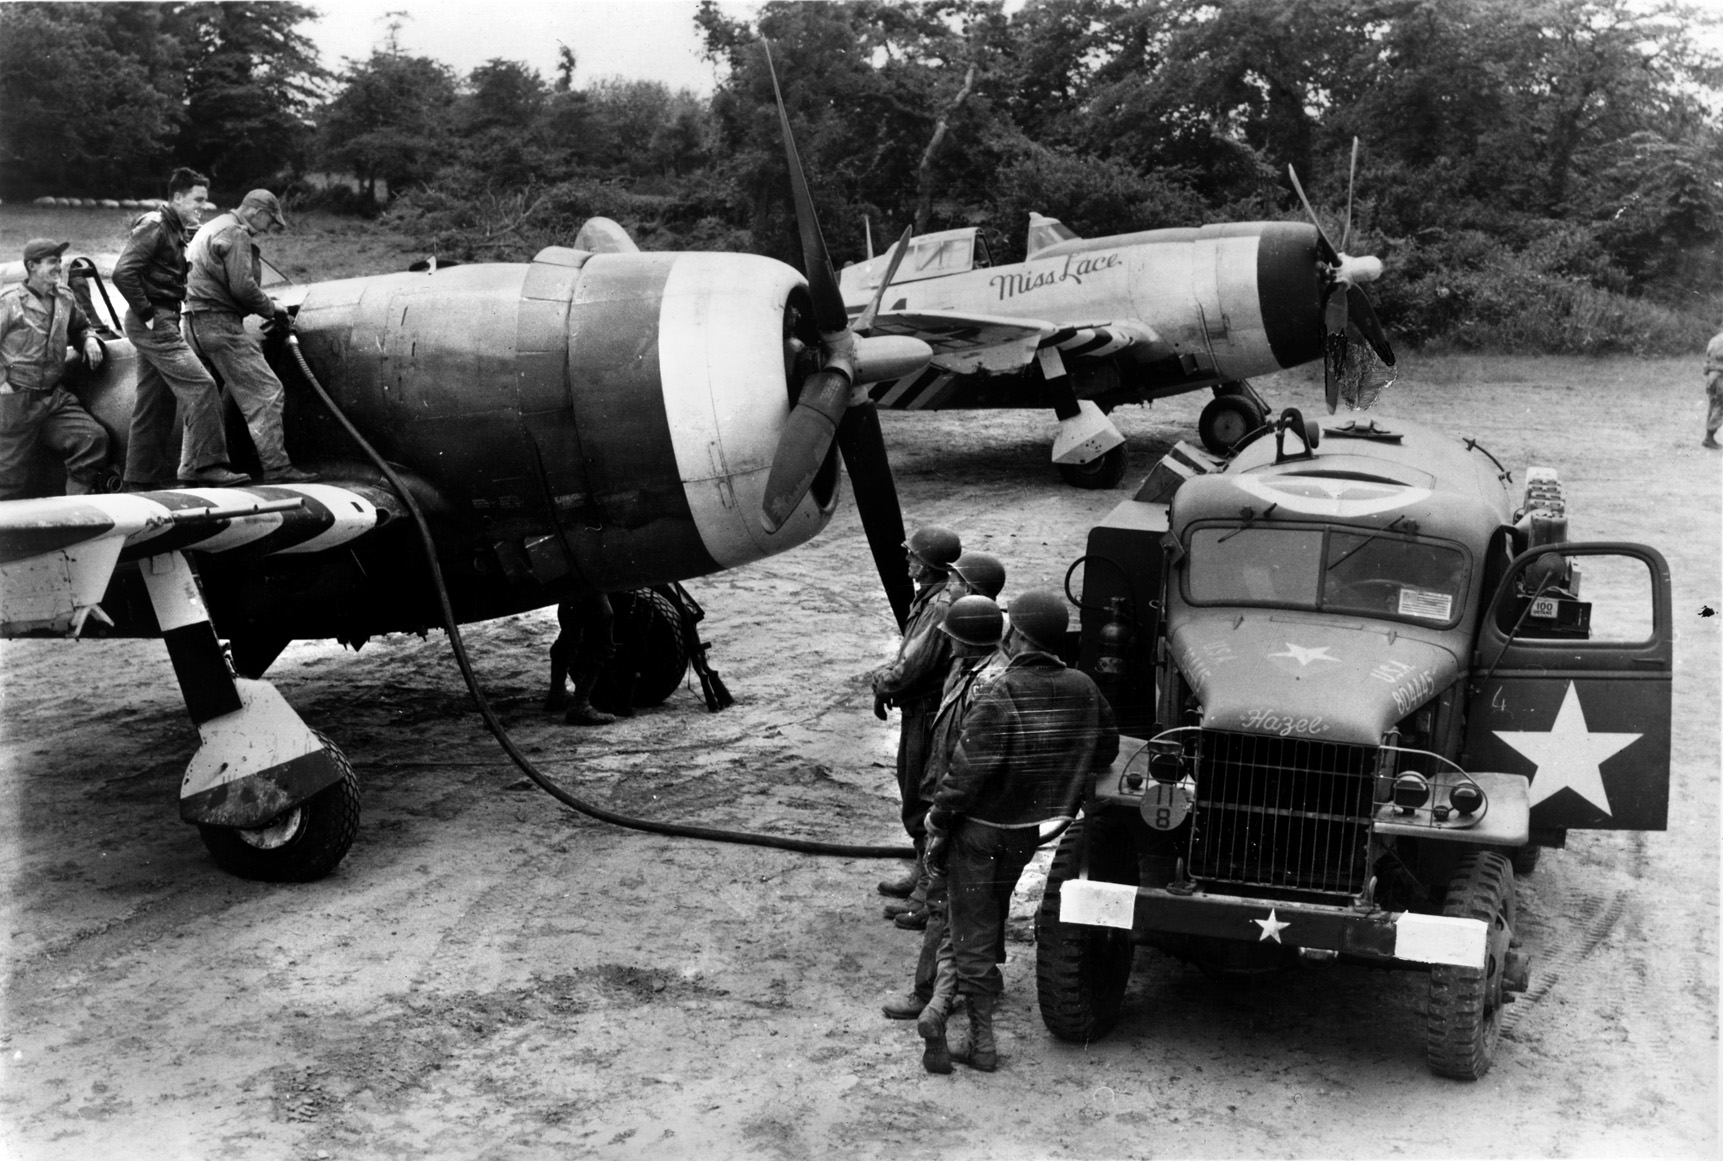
[2,356,1718,1160]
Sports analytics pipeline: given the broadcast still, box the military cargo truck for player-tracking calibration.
[1041,409,1671,1079]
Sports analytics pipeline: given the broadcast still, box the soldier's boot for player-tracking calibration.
[951,993,998,1073]
[883,874,928,920]
[563,663,616,727]
[877,846,923,898]
[917,997,954,1074]
[881,990,929,1020]
[1705,433,1721,449]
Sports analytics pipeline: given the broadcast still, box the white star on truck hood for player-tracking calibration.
[1269,643,1339,667]
[1253,909,1290,943]
[1493,682,1641,816]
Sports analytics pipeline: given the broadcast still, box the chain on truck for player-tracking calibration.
[1039,408,1672,1080]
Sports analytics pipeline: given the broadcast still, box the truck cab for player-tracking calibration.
[1041,410,1672,1079]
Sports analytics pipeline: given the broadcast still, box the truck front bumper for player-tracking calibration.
[1059,882,1488,970]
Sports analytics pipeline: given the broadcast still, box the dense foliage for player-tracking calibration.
[1,0,1717,352]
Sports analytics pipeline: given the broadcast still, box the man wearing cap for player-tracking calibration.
[185,188,317,484]
[114,166,249,488]
[0,239,110,499]
[922,590,1119,1073]
[879,595,1003,1071]
[870,525,962,908]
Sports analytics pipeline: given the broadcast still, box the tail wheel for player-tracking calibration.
[594,588,688,707]
[1426,850,1516,1080]
[1056,444,1128,490]
[197,731,361,882]
[1035,817,1137,1043]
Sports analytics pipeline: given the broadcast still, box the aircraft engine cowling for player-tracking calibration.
[286,247,832,613]
[1171,221,1326,380]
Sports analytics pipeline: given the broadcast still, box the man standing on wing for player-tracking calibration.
[185,188,318,483]
[114,167,248,488]
[921,590,1119,1073]
[0,239,109,499]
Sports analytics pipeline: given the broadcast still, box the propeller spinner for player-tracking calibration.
[759,43,933,628]
[1288,139,1396,412]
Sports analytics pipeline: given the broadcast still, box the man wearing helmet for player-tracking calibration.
[884,547,1009,931]
[870,525,962,907]
[880,595,1006,1067]
[921,590,1119,1073]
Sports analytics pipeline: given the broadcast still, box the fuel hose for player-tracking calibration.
[285,332,913,859]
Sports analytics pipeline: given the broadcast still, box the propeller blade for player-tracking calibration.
[1346,284,1396,366]
[1287,163,1339,263]
[763,43,847,333]
[836,402,913,630]
[1342,138,1359,253]
[865,217,874,260]
[854,225,913,334]
[1324,344,1343,414]
[761,368,851,534]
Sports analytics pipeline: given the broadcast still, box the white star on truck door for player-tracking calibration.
[1492,682,1641,816]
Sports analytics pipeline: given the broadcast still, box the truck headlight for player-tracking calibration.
[1393,772,1430,812]
[1448,781,1485,816]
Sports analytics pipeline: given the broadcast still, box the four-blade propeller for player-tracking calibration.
[1288,138,1396,412]
[759,43,932,628]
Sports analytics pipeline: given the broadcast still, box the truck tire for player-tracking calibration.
[1510,844,1540,875]
[1426,850,1516,1080]
[1036,817,1137,1043]
[197,732,361,882]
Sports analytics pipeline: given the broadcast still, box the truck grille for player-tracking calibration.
[1187,730,1376,897]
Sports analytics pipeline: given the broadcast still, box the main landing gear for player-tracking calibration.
[1197,383,1271,457]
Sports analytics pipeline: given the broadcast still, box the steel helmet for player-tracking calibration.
[939,595,1004,647]
[1007,590,1068,653]
[950,551,1006,599]
[905,526,962,571]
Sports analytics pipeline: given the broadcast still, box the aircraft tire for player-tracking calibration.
[594,588,689,708]
[1035,818,1137,1043]
[1426,850,1515,1080]
[197,732,361,882]
[1056,444,1128,490]
[1198,395,1265,456]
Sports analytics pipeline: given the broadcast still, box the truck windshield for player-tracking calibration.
[1186,526,1468,624]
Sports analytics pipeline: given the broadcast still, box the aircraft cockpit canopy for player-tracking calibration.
[839,227,991,299]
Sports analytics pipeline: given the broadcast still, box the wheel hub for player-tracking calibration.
[235,807,305,850]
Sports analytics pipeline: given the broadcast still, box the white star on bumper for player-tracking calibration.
[1253,909,1290,943]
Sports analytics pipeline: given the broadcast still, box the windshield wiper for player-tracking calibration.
[1326,514,1414,571]
[1217,503,1278,544]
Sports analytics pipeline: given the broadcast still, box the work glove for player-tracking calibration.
[873,692,890,721]
[924,814,951,872]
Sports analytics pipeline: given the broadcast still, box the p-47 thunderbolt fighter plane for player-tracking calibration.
[837,149,1396,488]
[0,52,931,883]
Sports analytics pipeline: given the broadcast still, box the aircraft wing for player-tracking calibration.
[867,310,1165,375]
[866,310,1054,374]
[0,484,395,637]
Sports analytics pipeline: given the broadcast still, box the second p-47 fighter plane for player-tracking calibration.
[836,148,1397,488]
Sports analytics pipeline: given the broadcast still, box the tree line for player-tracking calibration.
[2,0,1718,353]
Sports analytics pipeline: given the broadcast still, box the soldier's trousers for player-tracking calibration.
[940,820,1039,997]
[188,312,291,472]
[0,385,109,499]
[896,695,938,841]
[1707,371,1722,438]
[122,310,230,483]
